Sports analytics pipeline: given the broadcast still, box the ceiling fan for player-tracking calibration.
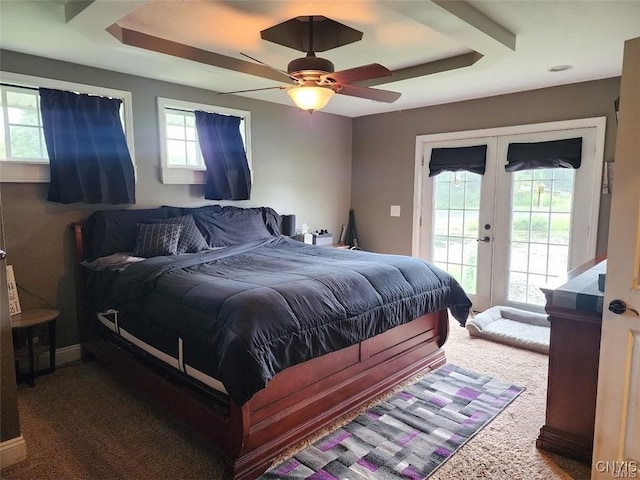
[224,16,402,112]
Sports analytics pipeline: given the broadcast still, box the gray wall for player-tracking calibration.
[352,78,620,255]
[0,49,620,350]
[0,50,352,348]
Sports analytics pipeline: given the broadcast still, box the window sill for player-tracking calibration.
[0,163,49,183]
[161,167,206,185]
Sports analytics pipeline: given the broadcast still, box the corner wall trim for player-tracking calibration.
[0,435,26,470]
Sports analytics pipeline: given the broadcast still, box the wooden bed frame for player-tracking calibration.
[73,223,450,479]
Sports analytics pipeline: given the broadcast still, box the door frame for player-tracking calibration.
[412,117,607,304]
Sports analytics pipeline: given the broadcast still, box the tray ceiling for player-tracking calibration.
[1,1,639,117]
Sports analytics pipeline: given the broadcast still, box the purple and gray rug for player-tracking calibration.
[261,364,524,480]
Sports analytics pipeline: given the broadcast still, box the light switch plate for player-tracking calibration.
[390,205,401,217]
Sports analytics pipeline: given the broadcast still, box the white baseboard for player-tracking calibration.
[43,343,82,367]
[16,344,82,373]
[0,435,26,470]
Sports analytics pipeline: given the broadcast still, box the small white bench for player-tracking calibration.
[466,305,550,354]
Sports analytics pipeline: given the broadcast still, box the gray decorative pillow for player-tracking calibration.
[133,223,183,257]
[191,207,273,247]
[151,214,208,253]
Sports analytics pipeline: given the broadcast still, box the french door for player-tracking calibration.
[421,136,497,310]
[415,118,605,313]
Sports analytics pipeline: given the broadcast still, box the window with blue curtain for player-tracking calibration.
[39,88,135,204]
[194,111,251,200]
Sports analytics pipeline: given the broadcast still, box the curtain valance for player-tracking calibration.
[505,137,582,172]
[429,145,487,177]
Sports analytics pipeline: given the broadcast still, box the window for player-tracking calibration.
[158,97,251,184]
[0,72,134,183]
[0,86,47,163]
[165,108,202,167]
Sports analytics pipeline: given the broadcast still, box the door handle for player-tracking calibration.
[476,236,491,243]
[0,249,6,260]
[609,299,639,317]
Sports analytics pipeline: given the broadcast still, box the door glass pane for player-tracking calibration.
[433,171,482,295]
[531,213,549,243]
[507,168,575,306]
[463,210,479,238]
[510,242,529,272]
[434,211,449,235]
[509,271,528,303]
[433,235,448,262]
[512,212,531,242]
[447,236,463,264]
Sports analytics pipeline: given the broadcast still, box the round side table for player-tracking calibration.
[11,308,59,387]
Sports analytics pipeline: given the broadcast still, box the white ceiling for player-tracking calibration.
[1,0,639,118]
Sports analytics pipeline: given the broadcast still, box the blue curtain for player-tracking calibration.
[194,111,251,200]
[39,88,135,204]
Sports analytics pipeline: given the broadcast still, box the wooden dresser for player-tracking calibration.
[536,255,606,464]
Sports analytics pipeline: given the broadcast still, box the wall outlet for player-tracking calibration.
[390,205,401,217]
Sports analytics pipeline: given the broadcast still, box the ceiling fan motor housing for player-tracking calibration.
[287,56,335,77]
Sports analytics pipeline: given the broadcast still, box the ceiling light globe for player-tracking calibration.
[287,86,335,111]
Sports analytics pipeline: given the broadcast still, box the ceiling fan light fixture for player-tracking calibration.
[287,86,335,111]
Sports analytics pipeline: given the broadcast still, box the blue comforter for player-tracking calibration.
[96,236,471,405]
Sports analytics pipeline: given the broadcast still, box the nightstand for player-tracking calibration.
[11,308,58,387]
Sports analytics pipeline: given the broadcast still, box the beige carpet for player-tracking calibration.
[2,317,591,480]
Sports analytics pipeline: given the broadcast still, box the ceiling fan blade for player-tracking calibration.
[217,86,284,95]
[337,84,401,103]
[322,63,392,84]
[240,52,292,82]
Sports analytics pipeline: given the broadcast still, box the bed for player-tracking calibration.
[73,204,471,479]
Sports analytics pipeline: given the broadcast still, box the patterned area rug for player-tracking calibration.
[261,364,524,480]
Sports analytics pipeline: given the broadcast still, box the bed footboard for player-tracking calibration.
[229,310,449,479]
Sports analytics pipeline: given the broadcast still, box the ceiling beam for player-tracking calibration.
[380,0,516,55]
[357,51,483,87]
[64,0,145,26]
[107,25,292,84]
[64,0,146,45]
[64,1,95,23]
